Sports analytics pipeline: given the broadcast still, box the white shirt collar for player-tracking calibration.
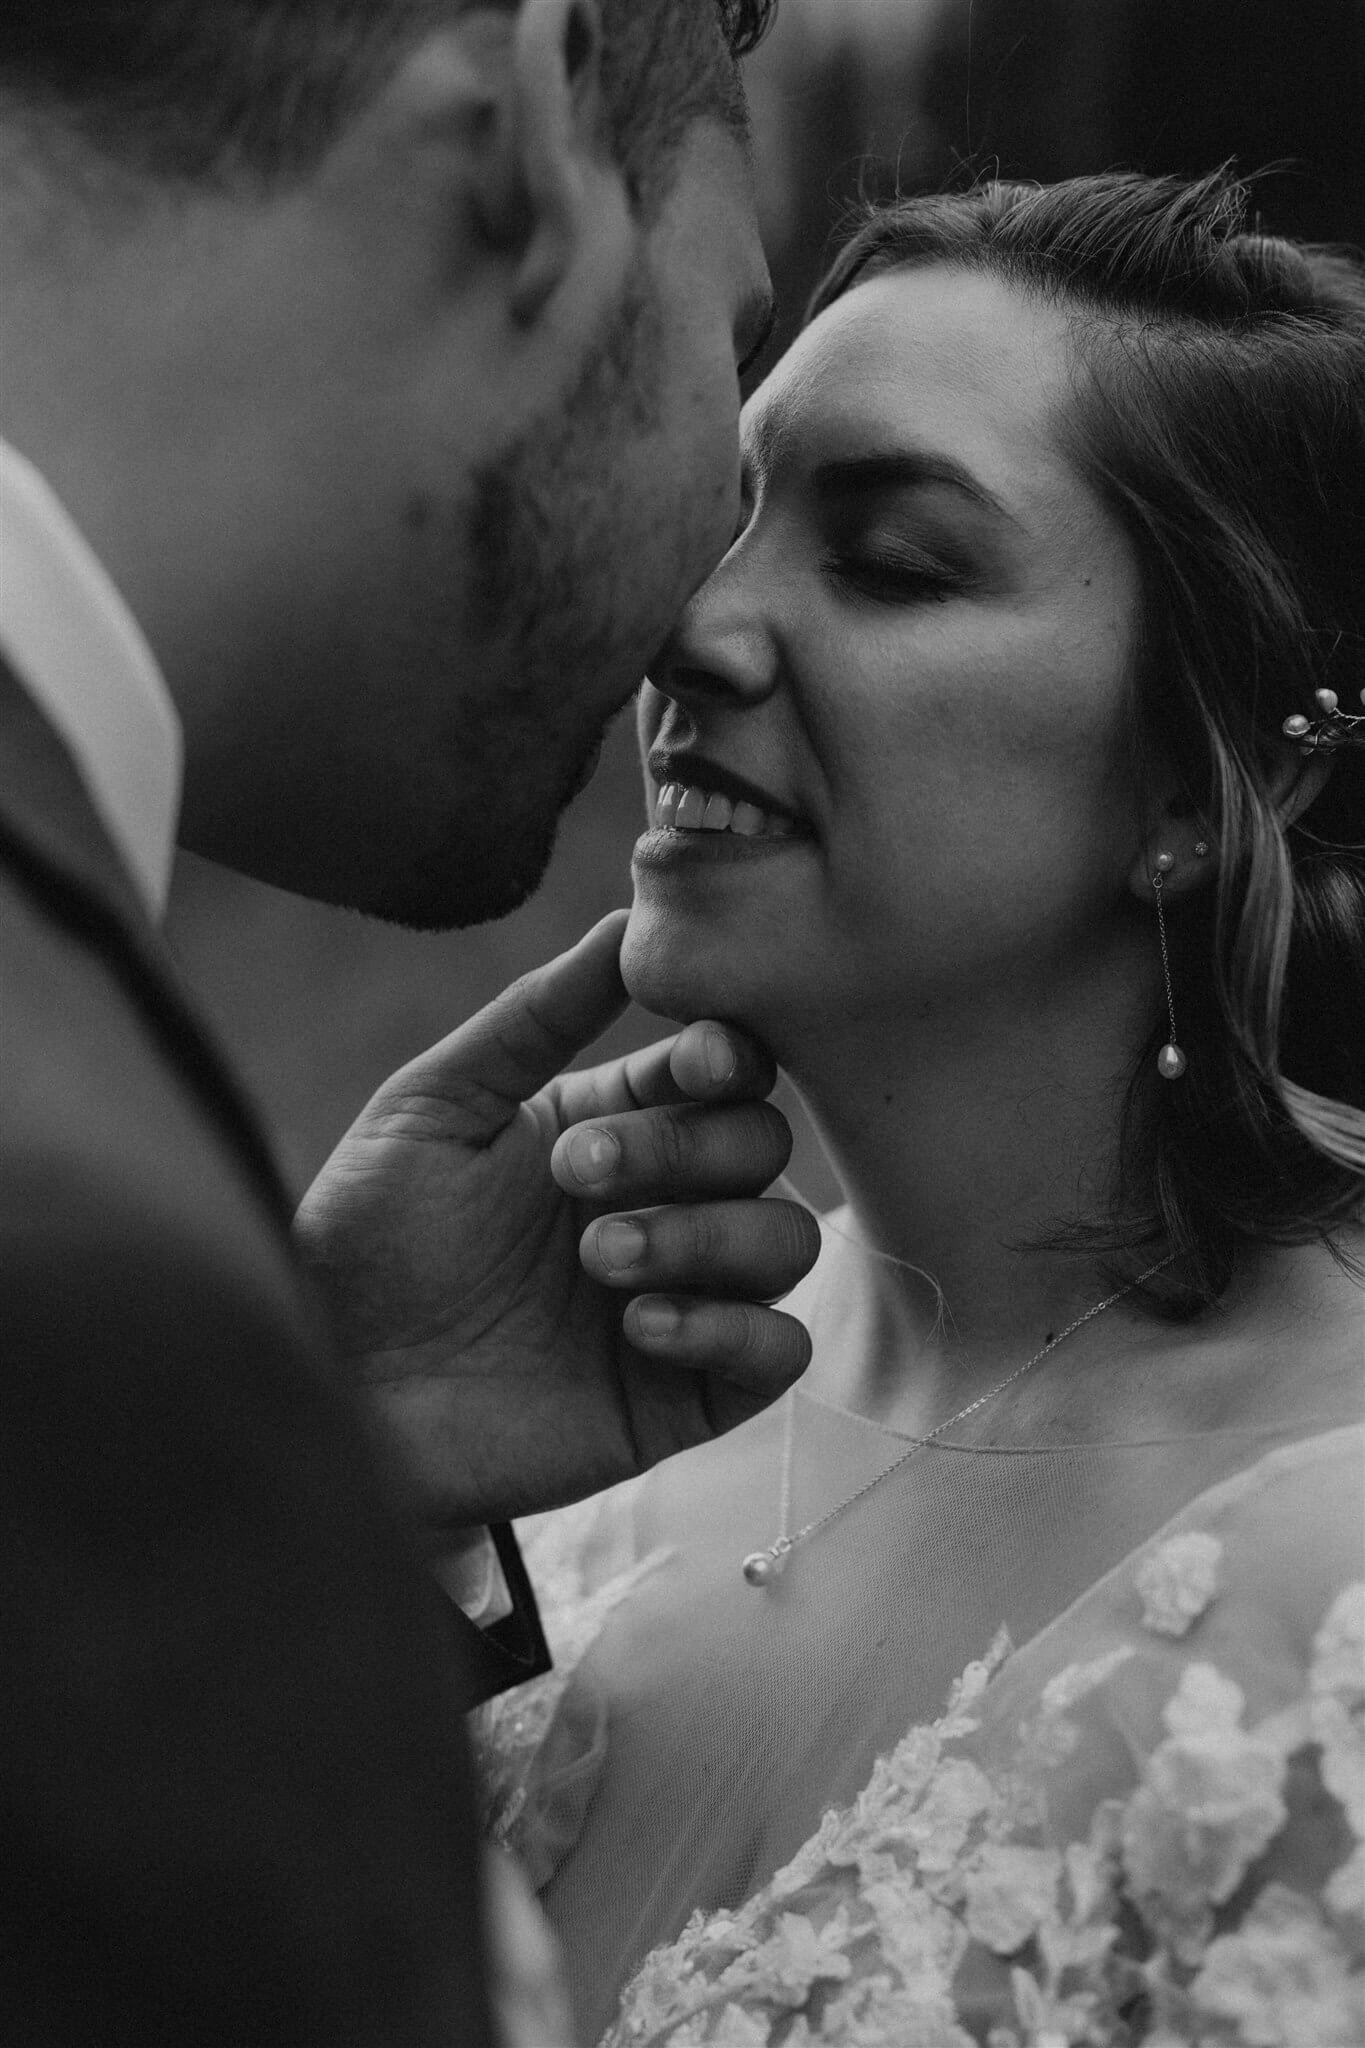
[0,437,182,919]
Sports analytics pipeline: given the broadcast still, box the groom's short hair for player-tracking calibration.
[0,0,775,207]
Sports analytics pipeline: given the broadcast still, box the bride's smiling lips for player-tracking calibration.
[635,749,815,869]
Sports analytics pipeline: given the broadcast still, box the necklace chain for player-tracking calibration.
[742,1249,1179,1587]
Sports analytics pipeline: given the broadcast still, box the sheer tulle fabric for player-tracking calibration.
[602,1433,1364,2045]
[472,1236,1363,2045]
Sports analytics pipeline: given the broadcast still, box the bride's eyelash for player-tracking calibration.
[822,548,960,604]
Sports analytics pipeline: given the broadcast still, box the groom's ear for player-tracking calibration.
[354,0,635,333]
[503,0,634,324]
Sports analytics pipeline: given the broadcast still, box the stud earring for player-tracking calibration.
[1152,852,1186,1080]
[1194,840,1210,858]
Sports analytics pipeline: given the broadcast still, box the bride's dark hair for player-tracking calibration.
[810,169,1365,1307]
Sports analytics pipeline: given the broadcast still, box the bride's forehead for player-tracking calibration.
[740,272,1072,485]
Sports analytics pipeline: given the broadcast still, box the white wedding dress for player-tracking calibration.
[474,1227,1365,2047]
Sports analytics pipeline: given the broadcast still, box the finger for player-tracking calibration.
[384,912,630,1143]
[551,1100,793,1204]
[551,1021,779,1127]
[622,1296,813,1396]
[579,1198,822,1300]
[669,1021,778,1103]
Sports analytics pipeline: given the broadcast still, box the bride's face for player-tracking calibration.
[623,261,1144,1048]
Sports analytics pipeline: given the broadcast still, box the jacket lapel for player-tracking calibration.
[0,655,295,1233]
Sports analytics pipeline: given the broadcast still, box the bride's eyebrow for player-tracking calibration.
[812,451,1016,525]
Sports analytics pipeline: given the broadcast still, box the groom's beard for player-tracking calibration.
[368,271,665,933]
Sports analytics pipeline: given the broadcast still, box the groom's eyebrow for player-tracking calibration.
[812,450,1015,523]
[736,290,779,379]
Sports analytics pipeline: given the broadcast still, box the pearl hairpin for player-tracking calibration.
[1282,688,1365,755]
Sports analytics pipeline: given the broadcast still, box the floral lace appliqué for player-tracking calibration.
[603,1585,1365,2048]
[1309,1584,1365,1841]
[1134,1531,1223,1638]
[1188,1882,1361,2047]
[1120,1664,1288,1959]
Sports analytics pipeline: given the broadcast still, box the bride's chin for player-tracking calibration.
[621,907,760,1026]
[620,914,701,1022]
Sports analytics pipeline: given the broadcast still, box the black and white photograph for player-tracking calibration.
[2,3,1362,2043]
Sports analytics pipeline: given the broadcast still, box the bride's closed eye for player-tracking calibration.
[823,537,965,606]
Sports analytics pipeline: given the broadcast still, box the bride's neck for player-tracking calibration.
[779,993,1364,1438]
[789,994,1131,1328]
[776,968,1159,1426]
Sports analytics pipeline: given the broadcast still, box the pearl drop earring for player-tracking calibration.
[1152,852,1186,1079]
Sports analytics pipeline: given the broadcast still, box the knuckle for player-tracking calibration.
[699,1103,788,1188]
[685,1204,724,1268]
[494,981,550,1082]
[512,973,581,1062]
[652,1106,698,1184]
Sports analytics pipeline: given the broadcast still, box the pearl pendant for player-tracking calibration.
[742,1549,782,1588]
[1157,1042,1187,1080]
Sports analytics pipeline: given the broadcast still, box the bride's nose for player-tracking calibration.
[649,550,780,712]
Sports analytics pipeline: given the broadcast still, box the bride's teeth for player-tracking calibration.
[656,780,800,838]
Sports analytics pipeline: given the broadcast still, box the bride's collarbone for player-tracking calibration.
[797,1243,1364,1447]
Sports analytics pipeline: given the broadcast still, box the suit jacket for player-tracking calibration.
[0,656,549,2046]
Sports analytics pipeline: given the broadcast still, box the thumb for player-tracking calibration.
[389,911,631,1143]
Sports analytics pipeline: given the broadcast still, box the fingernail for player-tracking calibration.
[704,1028,737,1086]
[633,1298,680,1341]
[565,1126,620,1185]
[595,1218,646,1272]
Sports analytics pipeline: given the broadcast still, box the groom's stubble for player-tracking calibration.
[368,256,680,931]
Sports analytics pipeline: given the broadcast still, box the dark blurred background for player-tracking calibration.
[166,0,1365,1204]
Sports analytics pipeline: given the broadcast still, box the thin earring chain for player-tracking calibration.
[746,1250,1178,1584]
[1153,869,1180,1048]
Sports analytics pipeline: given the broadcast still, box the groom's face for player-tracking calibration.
[376,122,773,929]
[173,113,769,930]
